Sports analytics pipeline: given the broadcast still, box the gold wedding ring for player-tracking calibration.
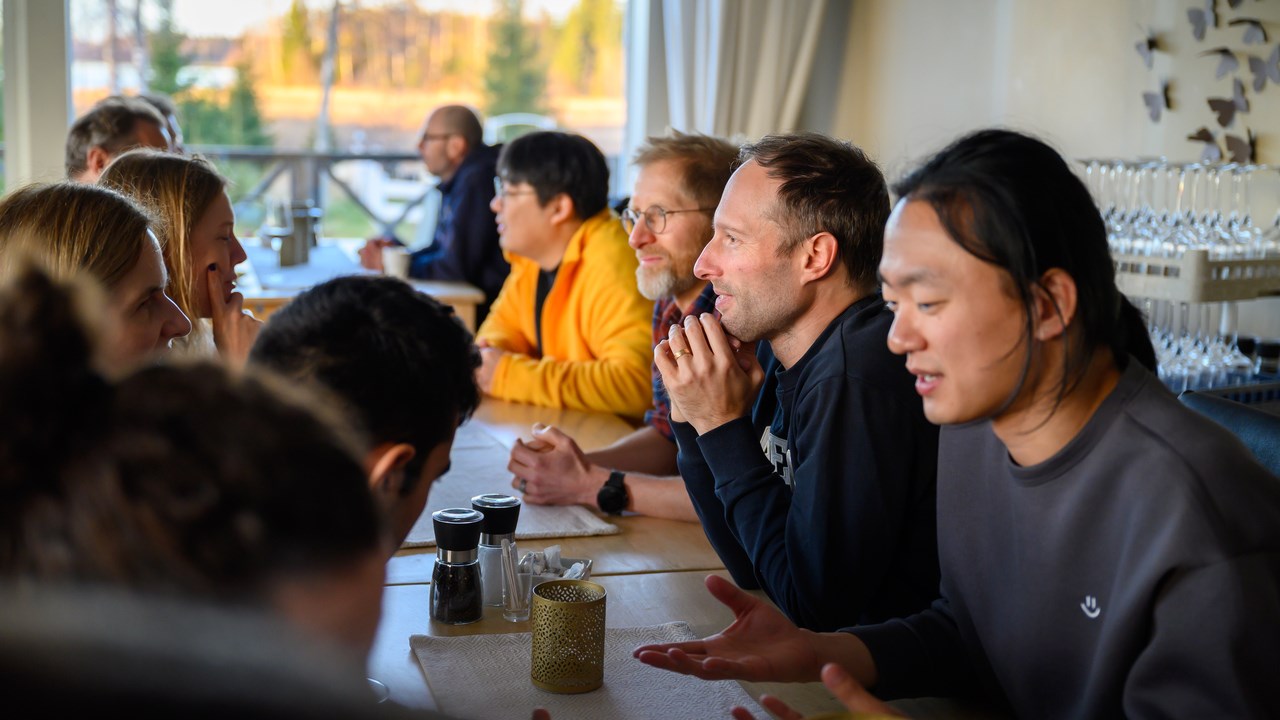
[672,349,691,361]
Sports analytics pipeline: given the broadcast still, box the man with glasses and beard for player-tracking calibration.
[506,132,737,521]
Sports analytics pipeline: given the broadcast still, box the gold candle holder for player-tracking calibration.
[530,579,607,693]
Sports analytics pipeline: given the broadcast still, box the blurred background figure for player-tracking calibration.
[140,93,187,154]
[358,105,508,324]
[65,95,172,183]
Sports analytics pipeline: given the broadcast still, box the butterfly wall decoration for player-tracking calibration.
[1136,34,1159,68]
[1207,77,1249,126]
[1188,0,1217,42]
[1249,45,1280,91]
[1227,18,1267,44]
[1144,83,1171,122]
[1200,46,1241,78]
[1225,128,1256,162]
[1188,127,1224,162]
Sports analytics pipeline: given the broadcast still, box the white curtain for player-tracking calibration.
[657,0,828,138]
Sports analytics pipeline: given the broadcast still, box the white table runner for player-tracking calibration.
[410,622,766,720]
[402,424,618,548]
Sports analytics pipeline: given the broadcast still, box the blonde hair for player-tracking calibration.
[98,150,227,347]
[632,130,739,210]
[0,182,154,290]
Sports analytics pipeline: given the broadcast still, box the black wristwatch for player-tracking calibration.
[596,470,628,515]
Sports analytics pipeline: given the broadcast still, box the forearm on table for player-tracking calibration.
[577,430,696,521]
[585,426,680,476]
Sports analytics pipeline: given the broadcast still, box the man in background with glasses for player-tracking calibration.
[359,105,508,323]
[505,132,736,521]
[474,131,651,421]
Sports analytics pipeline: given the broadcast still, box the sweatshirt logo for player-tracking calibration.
[759,428,795,489]
[1080,595,1101,619]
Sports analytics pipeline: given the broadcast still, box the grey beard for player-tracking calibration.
[636,267,699,302]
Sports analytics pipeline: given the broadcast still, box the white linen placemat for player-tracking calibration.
[410,622,766,720]
[402,426,618,548]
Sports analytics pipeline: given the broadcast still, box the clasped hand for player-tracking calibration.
[654,314,764,435]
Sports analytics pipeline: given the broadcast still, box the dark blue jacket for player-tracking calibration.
[409,143,507,323]
[673,295,941,631]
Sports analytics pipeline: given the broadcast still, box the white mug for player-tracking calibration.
[382,247,411,279]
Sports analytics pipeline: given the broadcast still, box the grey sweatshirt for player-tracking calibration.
[849,359,1280,718]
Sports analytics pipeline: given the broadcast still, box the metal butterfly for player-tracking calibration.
[1207,77,1249,127]
[1248,45,1280,92]
[1187,127,1223,163]
[1188,0,1216,42]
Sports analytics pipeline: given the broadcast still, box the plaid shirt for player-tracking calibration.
[644,283,720,441]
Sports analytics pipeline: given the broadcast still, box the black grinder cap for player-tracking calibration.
[471,494,521,536]
[431,508,484,552]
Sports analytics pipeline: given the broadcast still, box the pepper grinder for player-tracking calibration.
[429,508,484,625]
[471,494,522,607]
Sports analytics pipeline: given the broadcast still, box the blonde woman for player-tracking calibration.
[99,150,261,365]
[0,182,191,372]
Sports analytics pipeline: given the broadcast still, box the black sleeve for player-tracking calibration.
[411,173,502,287]
[697,375,936,631]
[672,419,760,589]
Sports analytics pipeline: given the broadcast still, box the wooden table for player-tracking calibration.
[373,400,979,719]
[237,242,485,331]
[387,399,723,584]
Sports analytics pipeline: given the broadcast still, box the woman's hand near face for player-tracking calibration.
[207,265,262,368]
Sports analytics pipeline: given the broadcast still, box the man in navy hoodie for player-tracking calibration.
[360,105,508,322]
[656,133,940,632]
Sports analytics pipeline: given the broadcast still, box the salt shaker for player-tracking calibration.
[429,508,484,624]
[471,494,521,607]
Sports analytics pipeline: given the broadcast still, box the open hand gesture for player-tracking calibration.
[632,575,824,683]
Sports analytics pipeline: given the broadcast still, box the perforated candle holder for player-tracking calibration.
[530,579,607,693]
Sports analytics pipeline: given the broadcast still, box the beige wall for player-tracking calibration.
[830,0,1280,337]
[834,0,1280,169]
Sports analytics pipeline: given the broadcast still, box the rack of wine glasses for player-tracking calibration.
[1080,159,1280,303]
[1080,159,1280,392]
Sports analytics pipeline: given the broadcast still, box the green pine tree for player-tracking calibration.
[483,0,548,118]
[227,60,271,147]
[282,0,318,84]
[149,0,190,95]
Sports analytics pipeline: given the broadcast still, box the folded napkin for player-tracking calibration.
[402,426,618,548]
[410,622,765,720]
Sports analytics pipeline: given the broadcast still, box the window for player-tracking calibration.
[68,0,627,241]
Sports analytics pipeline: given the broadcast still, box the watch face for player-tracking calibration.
[597,484,627,514]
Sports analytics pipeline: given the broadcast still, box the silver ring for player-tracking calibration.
[518,478,528,493]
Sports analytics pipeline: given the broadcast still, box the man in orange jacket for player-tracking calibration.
[475,131,651,420]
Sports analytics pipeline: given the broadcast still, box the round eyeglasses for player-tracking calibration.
[620,205,715,235]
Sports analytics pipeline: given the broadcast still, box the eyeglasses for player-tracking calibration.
[493,178,539,200]
[620,205,715,235]
[420,132,455,143]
